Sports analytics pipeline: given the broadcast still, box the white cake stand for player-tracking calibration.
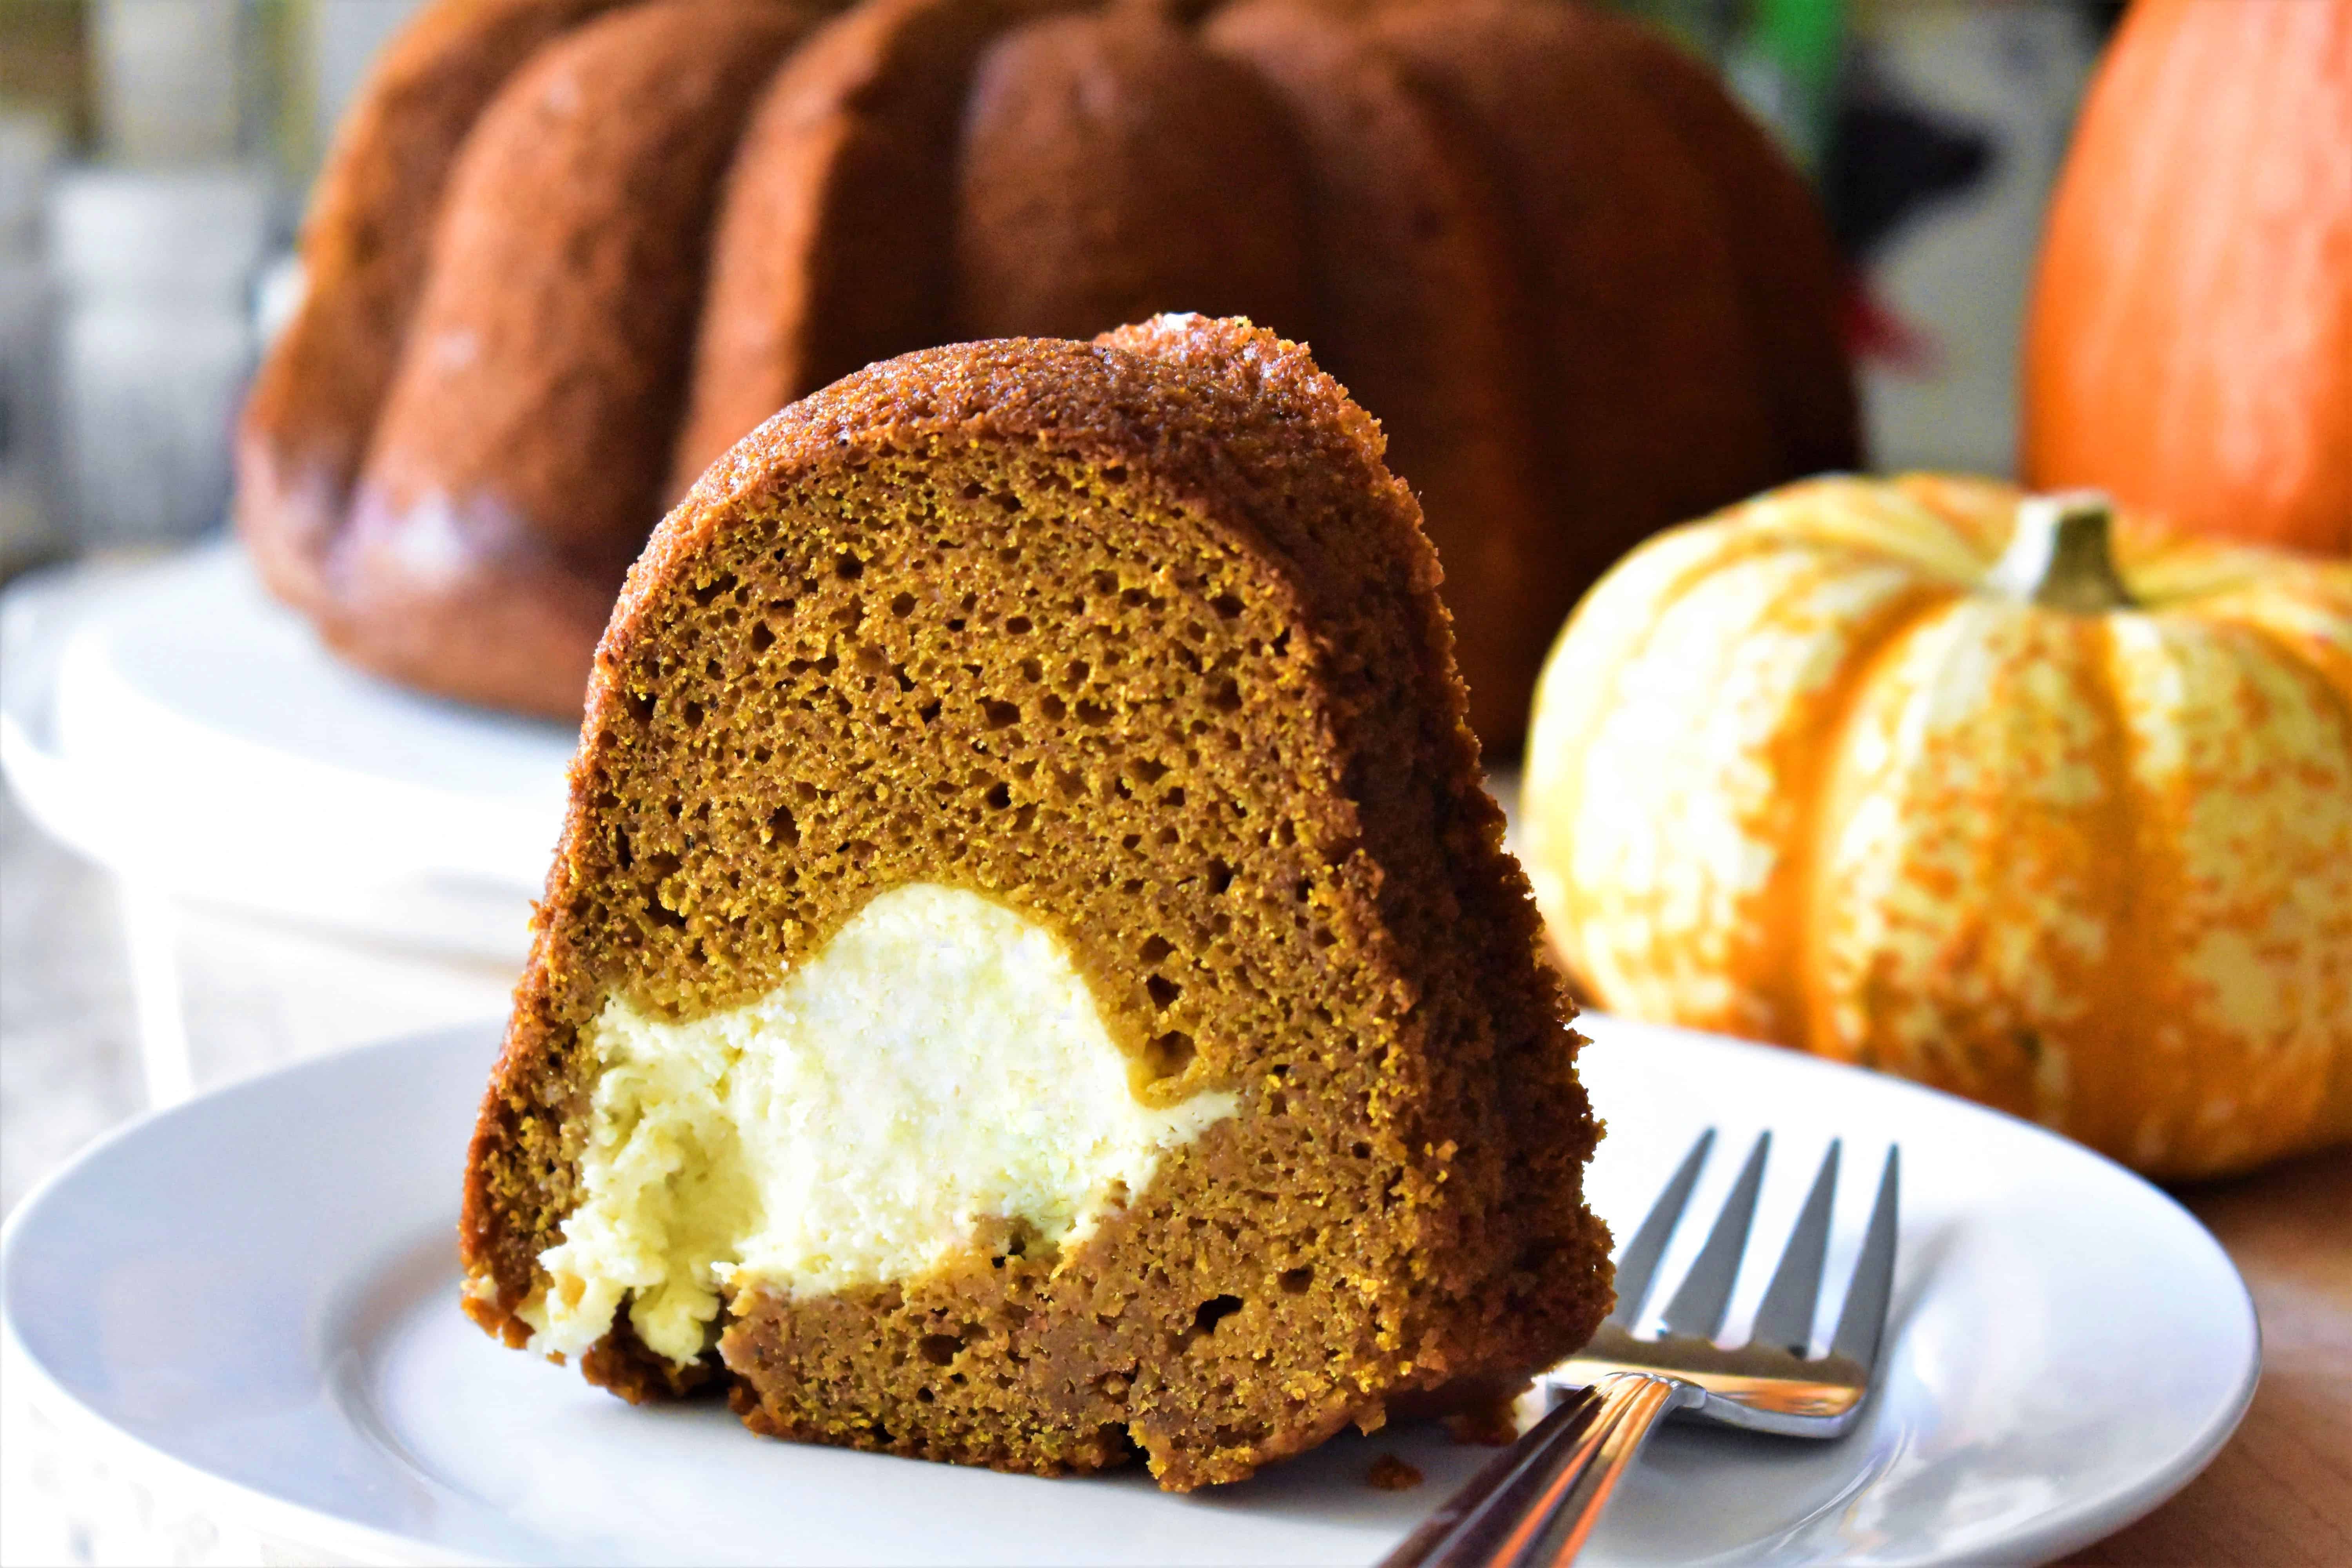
[0,540,577,1104]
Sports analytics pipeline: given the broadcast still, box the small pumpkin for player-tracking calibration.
[1522,475,2352,1178]
[2022,0,2352,552]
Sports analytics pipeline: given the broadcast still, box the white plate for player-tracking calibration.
[1,1014,2256,1566]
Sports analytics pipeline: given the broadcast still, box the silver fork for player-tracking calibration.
[1383,1130,1901,1568]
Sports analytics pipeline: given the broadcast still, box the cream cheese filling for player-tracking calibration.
[519,882,1237,1366]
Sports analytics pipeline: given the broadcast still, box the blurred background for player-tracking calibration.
[0,0,2121,583]
[5,5,2344,1565]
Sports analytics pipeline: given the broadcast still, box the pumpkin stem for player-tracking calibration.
[1986,491,2136,612]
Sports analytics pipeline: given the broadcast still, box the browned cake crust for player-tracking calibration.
[1371,0,1787,584]
[1202,0,1546,747]
[234,0,624,620]
[1597,7,1859,481]
[460,316,1610,1489]
[950,9,1310,342]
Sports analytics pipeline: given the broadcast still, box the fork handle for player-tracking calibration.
[1380,1372,1698,1568]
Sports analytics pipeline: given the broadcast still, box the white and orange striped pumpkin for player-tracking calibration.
[1522,475,2352,1178]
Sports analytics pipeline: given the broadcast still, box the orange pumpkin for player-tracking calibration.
[2022,0,2352,553]
[1521,475,2352,1178]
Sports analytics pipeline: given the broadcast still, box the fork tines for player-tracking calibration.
[1608,1130,1900,1364]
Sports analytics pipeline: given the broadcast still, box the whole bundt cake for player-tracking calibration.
[239,0,1857,750]
[461,314,1610,1487]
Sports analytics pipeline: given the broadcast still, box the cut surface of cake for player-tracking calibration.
[239,0,1857,749]
[459,316,1611,1488]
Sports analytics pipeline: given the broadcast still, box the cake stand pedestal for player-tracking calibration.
[0,540,577,1105]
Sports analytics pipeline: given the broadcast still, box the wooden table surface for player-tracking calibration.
[2061,1142,2352,1566]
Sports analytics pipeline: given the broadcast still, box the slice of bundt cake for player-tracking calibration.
[460,316,1611,1489]
[239,0,1858,749]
